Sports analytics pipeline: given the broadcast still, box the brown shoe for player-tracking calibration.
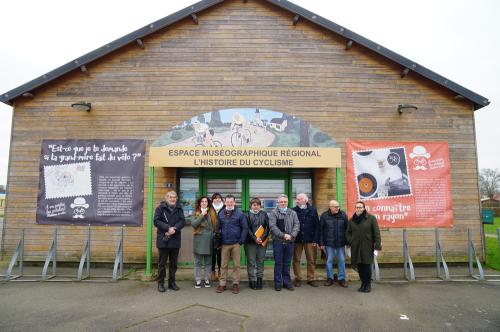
[307,280,319,287]
[232,284,240,294]
[216,285,226,293]
[294,279,302,287]
[324,278,334,286]
[338,280,348,288]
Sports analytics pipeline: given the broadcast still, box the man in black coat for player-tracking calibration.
[154,191,185,292]
[319,200,349,287]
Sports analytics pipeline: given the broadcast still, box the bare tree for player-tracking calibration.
[479,168,500,199]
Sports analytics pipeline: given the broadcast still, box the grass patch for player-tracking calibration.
[486,236,500,271]
[483,217,500,235]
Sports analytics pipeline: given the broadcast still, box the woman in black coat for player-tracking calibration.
[346,200,381,293]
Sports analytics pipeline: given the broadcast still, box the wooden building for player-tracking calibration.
[0,0,489,269]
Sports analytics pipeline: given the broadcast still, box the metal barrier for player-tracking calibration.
[1,226,125,282]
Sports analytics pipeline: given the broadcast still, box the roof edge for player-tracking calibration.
[265,0,489,110]
[1,0,490,110]
[0,0,224,106]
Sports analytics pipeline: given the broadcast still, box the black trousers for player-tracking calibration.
[157,248,180,284]
[211,248,222,272]
[357,263,372,285]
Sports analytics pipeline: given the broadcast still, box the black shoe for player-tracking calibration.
[358,283,365,292]
[256,278,263,290]
[275,285,282,291]
[249,281,256,289]
[157,283,166,293]
[168,282,180,291]
[284,285,294,291]
[363,283,371,293]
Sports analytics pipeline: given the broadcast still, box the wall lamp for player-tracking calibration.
[398,104,418,114]
[71,101,92,112]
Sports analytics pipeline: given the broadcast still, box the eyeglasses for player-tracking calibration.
[330,206,339,208]
[278,201,288,204]
[355,206,364,209]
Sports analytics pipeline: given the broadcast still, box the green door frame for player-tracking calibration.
[145,166,342,276]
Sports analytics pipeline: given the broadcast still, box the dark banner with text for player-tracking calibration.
[36,139,145,226]
[346,140,453,228]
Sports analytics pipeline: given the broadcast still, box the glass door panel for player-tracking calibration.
[206,179,243,208]
[248,179,286,213]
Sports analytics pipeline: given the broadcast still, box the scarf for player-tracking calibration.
[352,210,366,225]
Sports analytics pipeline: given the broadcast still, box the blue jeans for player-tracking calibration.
[273,241,295,287]
[326,246,346,281]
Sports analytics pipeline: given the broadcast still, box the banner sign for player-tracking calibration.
[346,140,453,228]
[37,140,145,226]
[149,147,341,168]
[150,108,340,168]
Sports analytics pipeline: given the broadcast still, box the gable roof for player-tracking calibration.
[0,0,490,110]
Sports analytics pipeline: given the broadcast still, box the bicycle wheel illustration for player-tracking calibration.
[241,129,252,145]
[231,132,243,146]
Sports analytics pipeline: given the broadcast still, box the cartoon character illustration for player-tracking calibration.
[70,197,89,219]
[410,146,431,171]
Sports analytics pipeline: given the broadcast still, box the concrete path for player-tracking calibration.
[1,277,499,331]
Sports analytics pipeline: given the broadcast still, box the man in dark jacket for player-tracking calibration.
[319,200,348,287]
[292,193,320,287]
[153,191,186,292]
[215,195,248,294]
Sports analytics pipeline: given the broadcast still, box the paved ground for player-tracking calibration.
[1,266,500,332]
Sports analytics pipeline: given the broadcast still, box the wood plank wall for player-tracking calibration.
[2,0,482,264]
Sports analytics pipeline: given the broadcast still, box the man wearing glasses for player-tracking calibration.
[319,200,349,287]
[269,194,300,291]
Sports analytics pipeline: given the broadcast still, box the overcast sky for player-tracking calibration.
[1,0,498,185]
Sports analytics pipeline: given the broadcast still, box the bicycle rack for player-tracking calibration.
[403,229,415,281]
[1,229,24,281]
[2,226,125,282]
[435,228,450,281]
[112,226,124,281]
[468,227,484,281]
[372,253,380,282]
[41,229,57,280]
[77,226,91,281]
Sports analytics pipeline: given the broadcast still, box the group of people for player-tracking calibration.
[153,191,382,294]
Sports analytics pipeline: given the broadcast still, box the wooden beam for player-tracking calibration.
[191,14,199,25]
[136,39,145,49]
[346,40,353,50]
[293,14,300,26]
[401,67,410,78]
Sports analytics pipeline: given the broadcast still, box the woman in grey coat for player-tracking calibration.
[191,196,218,288]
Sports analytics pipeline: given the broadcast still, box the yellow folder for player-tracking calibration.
[255,225,269,247]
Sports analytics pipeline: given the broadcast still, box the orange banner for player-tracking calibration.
[346,140,453,228]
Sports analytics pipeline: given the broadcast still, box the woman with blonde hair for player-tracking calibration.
[191,196,218,288]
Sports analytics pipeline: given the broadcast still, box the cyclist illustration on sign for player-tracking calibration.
[230,112,252,146]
